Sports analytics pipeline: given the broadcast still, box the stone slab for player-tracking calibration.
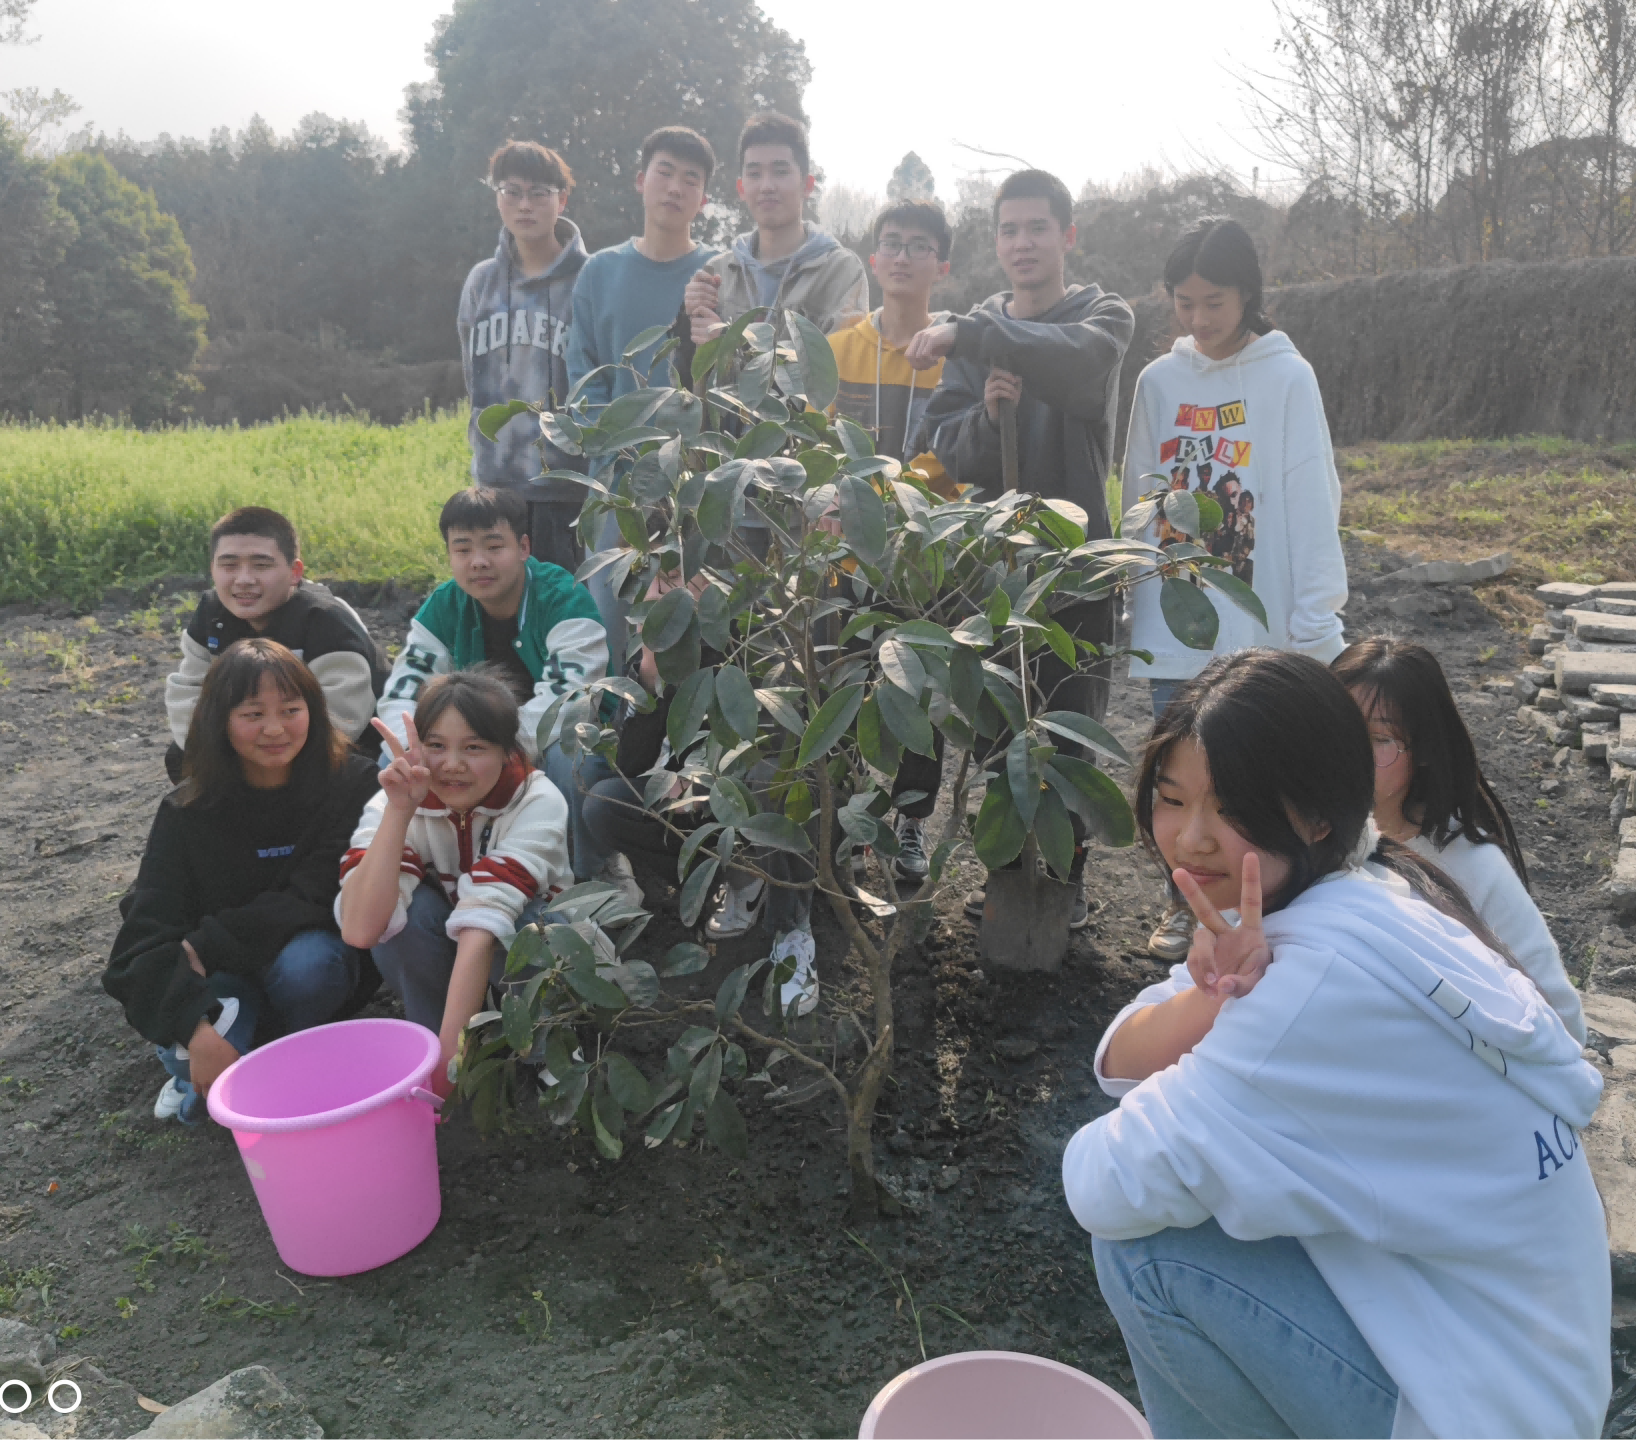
[1624,714,1636,748]
[1537,581,1599,606]
[1382,551,1510,585]
[1557,652,1636,693]
[1568,608,1636,644]
[1587,993,1636,1041]
[1601,598,1636,617]
[1586,1071,1636,1252]
[136,1367,321,1439]
[1591,684,1636,711]
[1615,846,1636,918]
[1603,582,1636,600]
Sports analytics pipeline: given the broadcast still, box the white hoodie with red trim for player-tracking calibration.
[337,755,570,947]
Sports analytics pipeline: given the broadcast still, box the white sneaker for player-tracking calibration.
[154,1076,188,1121]
[706,877,766,939]
[772,929,818,1017]
[597,852,643,910]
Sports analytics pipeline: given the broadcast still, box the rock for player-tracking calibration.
[1558,652,1636,694]
[1513,675,1542,703]
[0,1423,50,1439]
[1536,581,1600,607]
[1585,1067,1636,1253]
[0,1320,54,1391]
[1592,684,1636,711]
[934,1166,961,1192]
[1381,552,1510,585]
[1614,848,1636,919]
[1536,689,1563,713]
[1601,598,1636,617]
[1528,623,1554,655]
[1567,697,1619,723]
[1387,590,1455,619]
[1614,1047,1636,1073]
[135,1367,322,1439]
[1604,582,1636,601]
[993,1036,1040,1061]
[1586,733,1612,762]
[1566,608,1636,645]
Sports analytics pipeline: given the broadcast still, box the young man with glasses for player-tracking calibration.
[458,140,589,568]
[828,200,958,884]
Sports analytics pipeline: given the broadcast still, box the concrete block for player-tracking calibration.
[1616,846,1636,919]
[1590,683,1636,711]
[1536,689,1563,712]
[1567,608,1636,644]
[1536,581,1599,606]
[1601,597,1636,617]
[1566,696,1618,722]
[1602,582,1636,600]
[1557,651,1636,693]
[1381,552,1510,585]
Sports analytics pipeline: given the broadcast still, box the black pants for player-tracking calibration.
[524,497,585,574]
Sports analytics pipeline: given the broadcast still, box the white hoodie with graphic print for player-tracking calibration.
[1122,331,1348,679]
[1065,867,1608,1439]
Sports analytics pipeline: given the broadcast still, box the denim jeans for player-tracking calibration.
[157,929,359,1114]
[1093,1219,1398,1439]
[371,880,555,1033]
[541,741,616,883]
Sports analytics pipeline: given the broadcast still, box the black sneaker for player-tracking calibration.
[893,815,929,882]
[1067,848,1090,931]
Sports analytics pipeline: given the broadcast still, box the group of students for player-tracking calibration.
[95,108,1612,1437]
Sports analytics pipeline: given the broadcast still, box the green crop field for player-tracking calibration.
[0,411,474,607]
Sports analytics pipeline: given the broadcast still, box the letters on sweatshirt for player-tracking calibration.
[469,308,570,361]
[1157,399,1256,585]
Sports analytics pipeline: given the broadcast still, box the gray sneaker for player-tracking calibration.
[1148,906,1196,961]
[893,814,929,882]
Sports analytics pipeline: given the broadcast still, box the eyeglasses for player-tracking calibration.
[875,237,938,259]
[492,182,563,204]
[1370,734,1408,767]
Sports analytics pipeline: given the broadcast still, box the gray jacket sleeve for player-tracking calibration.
[923,353,1004,493]
[950,293,1135,421]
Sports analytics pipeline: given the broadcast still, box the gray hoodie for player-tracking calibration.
[923,284,1135,534]
[458,219,588,492]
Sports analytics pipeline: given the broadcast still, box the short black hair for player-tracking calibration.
[738,111,809,177]
[487,140,574,197]
[1163,216,1272,336]
[211,506,299,564]
[872,199,952,261]
[640,126,715,186]
[438,486,528,543]
[994,169,1074,232]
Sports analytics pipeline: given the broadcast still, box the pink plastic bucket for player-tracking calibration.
[207,1018,443,1276]
[859,1350,1152,1439]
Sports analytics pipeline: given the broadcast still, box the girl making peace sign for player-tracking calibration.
[1063,649,1607,1439]
[338,670,571,1094]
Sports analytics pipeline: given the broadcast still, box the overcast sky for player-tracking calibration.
[3,0,1288,197]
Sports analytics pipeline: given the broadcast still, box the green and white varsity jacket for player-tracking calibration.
[376,558,607,759]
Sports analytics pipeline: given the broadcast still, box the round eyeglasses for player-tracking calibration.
[491,182,563,204]
[875,237,938,259]
[1370,734,1408,767]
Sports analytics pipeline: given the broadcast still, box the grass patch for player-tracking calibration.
[0,410,472,607]
[1339,436,1636,584]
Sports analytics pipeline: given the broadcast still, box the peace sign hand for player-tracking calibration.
[1172,851,1273,1001]
[372,715,432,814]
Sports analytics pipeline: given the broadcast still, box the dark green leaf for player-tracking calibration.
[501,994,533,1054]
[679,857,719,927]
[691,306,764,385]
[879,637,926,696]
[797,447,840,487]
[1048,756,1136,847]
[1160,577,1220,650]
[1036,710,1132,766]
[621,324,673,362]
[835,416,875,459]
[591,1091,624,1160]
[1033,785,1076,879]
[704,1088,749,1159]
[1162,488,1202,537]
[667,668,714,753]
[838,610,899,644]
[541,1066,588,1126]
[709,776,754,827]
[661,941,710,977]
[740,812,812,852]
[715,965,751,1024]
[973,771,1027,870]
[646,1100,686,1145]
[544,923,595,971]
[784,780,814,823]
[653,616,701,685]
[605,1052,655,1113]
[714,663,759,741]
[796,683,864,766]
[1043,619,1076,668]
[504,923,550,978]
[643,585,696,653]
[733,419,787,459]
[837,475,888,564]
[1198,566,1269,628]
[689,1042,723,1112]
[477,398,533,441]
[678,821,722,880]
[756,687,805,735]
[1007,732,1039,827]
[856,694,901,775]
[876,682,935,757]
[986,588,1011,628]
[1195,493,1224,534]
[566,969,628,1010]
[1121,496,1162,536]
[788,312,839,410]
[696,584,731,650]
[611,959,660,1007]
[950,614,995,648]
[949,646,985,722]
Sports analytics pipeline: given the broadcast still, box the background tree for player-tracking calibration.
[16,153,206,424]
[1,0,35,45]
[0,117,75,407]
[887,151,936,203]
[418,0,810,253]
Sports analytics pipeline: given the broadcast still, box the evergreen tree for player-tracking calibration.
[886,151,936,203]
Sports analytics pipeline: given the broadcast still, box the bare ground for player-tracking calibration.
[0,533,1625,1437]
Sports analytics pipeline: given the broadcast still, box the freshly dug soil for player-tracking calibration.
[0,536,1623,1438]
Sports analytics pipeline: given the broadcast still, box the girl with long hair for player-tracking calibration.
[1124,217,1350,965]
[1063,649,1606,1438]
[104,639,379,1125]
[1333,637,1583,1041]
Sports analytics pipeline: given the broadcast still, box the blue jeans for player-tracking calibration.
[157,930,358,1119]
[1093,1219,1397,1439]
[371,881,555,1032]
[541,741,616,883]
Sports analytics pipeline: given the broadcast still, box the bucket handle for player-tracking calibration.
[410,1086,447,1123]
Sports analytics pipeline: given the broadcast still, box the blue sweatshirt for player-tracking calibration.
[566,239,715,410]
